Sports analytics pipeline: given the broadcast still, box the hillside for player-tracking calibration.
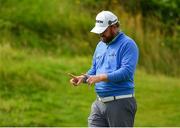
[0,0,179,76]
[0,45,180,126]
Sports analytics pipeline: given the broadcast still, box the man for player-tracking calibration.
[69,11,139,127]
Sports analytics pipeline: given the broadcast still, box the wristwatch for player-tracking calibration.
[82,75,89,83]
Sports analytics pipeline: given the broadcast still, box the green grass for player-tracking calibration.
[0,0,95,55]
[135,70,180,126]
[0,0,179,76]
[0,44,180,126]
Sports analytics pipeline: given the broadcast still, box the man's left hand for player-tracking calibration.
[86,74,108,85]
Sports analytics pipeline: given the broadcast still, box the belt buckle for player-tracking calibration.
[98,97,102,102]
[98,96,114,103]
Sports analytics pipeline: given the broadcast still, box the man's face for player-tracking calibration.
[100,26,114,43]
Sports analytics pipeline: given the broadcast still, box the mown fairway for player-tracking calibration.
[0,45,179,126]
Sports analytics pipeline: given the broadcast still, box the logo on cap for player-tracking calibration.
[96,20,103,23]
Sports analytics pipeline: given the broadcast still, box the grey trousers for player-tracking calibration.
[88,97,137,127]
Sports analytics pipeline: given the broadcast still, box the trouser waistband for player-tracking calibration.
[97,94,134,103]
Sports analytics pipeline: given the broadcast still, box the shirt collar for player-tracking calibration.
[107,31,123,45]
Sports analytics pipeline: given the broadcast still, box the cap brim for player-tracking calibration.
[90,26,108,34]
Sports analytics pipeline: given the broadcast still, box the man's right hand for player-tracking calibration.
[69,73,84,86]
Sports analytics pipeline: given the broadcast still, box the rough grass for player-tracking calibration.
[0,0,179,76]
[0,44,180,126]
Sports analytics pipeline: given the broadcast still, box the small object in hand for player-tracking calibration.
[67,73,78,84]
[67,73,76,78]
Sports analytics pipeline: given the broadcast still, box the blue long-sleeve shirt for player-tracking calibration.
[87,32,139,97]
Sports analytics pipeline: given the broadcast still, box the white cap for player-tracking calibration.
[90,11,118,34]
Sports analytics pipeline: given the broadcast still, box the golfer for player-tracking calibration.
[69,10,139,127]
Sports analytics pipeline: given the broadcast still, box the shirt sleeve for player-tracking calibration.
[107,40,139,82]
[87,52,96,75]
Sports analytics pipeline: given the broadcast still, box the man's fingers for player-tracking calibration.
[86,78,90,84]
[69,74,88,86]
[70,79,78,86]
[87,77,93,85]
[70,79,75,83]
[77,80,81,85]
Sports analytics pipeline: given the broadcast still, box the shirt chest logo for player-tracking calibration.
[108,52,116,57]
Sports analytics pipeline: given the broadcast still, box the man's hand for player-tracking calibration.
[86,74,107,85]
[68,73,85,86]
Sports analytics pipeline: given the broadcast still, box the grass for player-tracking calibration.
[0,0,179,76]
[0,44,180,126]
[0,0,179,126]
[0,0,95,55]
[135,70,180,126]
[0,44,94,126]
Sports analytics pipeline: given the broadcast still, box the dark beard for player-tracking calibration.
[101,36,114,44]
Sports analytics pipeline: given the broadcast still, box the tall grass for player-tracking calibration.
[0,0,179,75]
[0,0,95,54]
